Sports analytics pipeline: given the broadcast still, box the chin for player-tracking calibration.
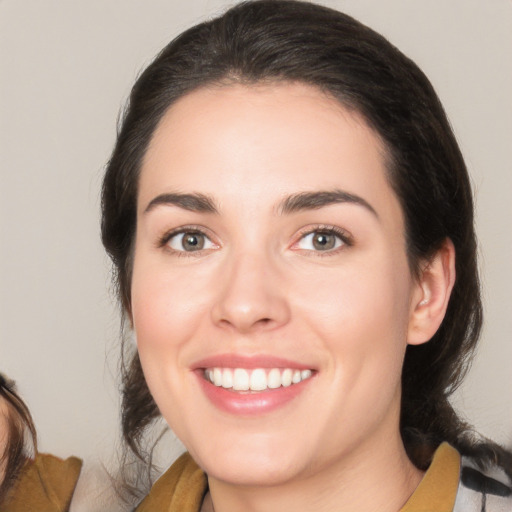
[203,453,304,487]
[187,431,311,486]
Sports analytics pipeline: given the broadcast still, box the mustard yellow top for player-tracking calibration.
[136,442,461,512]
[399,443,460,512]
[2,443,460,511]
[2,453,82,512]
[136,451,208,511]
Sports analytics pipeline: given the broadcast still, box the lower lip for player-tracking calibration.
[195,372,314,415]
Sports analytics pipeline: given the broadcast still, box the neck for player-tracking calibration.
[205,429,423,512]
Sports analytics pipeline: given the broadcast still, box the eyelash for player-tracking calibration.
[157,224,353,256]
[292,225,353,256]
[157,225,216,256]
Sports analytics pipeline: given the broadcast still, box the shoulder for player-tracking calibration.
[136,452,207,512]
[2,453,82,512]
[454,455,512,511]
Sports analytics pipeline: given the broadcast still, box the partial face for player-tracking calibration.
[0,398,8,481]
[131,83,420,485]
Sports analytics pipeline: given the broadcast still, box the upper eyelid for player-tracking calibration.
[156,223,353,249]
[293,225,353,244]
[157,225,216,247]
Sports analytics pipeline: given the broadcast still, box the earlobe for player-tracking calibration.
[407,238,456,346]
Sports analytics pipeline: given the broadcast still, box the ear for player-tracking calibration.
[407,238,456,346]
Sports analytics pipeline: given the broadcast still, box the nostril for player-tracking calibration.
[210,277,291,332]
[218,316,273,331]
[258,318,272,325]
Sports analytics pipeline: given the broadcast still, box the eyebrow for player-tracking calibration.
[278,189,378,217]
[143,189,378,218]
[144,192,218,214]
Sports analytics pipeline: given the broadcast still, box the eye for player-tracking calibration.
[167,231,215,252]
[296,229,346,252]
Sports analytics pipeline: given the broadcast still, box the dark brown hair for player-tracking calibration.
[0,374,37,505]
[101,0,508,493]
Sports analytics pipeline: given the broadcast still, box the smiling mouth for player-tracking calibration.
[203,367,314,392]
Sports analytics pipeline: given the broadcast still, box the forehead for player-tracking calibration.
[139,82,401,225]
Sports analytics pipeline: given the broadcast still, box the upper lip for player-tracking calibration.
[191,354,315,370]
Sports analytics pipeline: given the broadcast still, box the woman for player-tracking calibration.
[0,374,36,504]
[100,0,511,510]
[3,0,511,510]
[0,375,83,511]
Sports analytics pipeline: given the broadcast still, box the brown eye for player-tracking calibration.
[168,231,212,252]
[297,230,344,252]
[312,233,336,250]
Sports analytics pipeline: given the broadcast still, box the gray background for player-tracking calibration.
[1,0,511,470]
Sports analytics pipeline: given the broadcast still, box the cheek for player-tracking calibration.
[130,261,188,392]
[129,250,224,410]
[291,253,413,384]
[129,261,208,423]
[294,257,411,339]
[131,257,211,350]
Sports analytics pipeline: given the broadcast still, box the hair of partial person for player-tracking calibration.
[0,374,37,506]
[100,0,510,498]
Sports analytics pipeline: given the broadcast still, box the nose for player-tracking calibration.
[211,250,291,334]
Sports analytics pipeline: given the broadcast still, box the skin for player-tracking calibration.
[131,83,455,512]
[0,399,8,483]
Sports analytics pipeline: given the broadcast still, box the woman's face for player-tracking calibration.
[131,83,423,485]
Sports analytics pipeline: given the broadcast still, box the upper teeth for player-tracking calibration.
[204,367,313,391]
